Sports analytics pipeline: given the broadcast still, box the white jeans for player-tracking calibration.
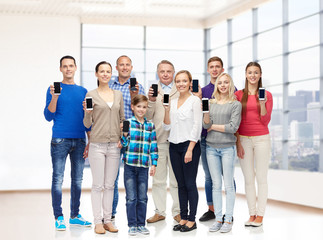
[88,142,120,224]
[239,134,271,216]
[151,142,180,217]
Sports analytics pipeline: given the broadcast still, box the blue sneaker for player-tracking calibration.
[69,214,92,227]
[128,226,137,236]
[55,216,66,231]
[137,226,150,235]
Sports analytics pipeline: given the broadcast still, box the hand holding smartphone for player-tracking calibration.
[54,82,61,95]
[163,93,169,105]
[123,120,130,133]
[259,87,265,101]
[152,84,158,97]
[202,98,209,113]
[85,97,93,110]
[130,78,137,91]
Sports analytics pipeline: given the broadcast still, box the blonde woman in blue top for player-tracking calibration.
[121,94,158,236]
[203,73,241,233]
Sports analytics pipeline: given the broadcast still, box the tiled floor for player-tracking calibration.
[1,189,323,240]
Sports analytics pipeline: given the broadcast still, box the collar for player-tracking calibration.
[131,116,147,124]
[113,77,130,86]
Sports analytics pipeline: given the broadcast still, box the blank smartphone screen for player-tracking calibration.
[123,120,130,132]
[54,82,61,94]
[152,84,158,97]
[163,94,169,104]
[192,79,199,93]
[130,78,137,89]
[259,88,265,99]
[202,99,209,112]
[86,98,93,109]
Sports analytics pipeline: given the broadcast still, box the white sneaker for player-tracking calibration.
[209,221,222,232]
[220,222,233,233]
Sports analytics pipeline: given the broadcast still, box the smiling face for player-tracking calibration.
[131,101,148,120]
[217,75,230,95]
[175,72,191,94]
[158,63,174,86]
[207,60,224,82]
[60,58,77,81]
[246,66,262,86]
[116,56,133,80]
[95,63,112,85]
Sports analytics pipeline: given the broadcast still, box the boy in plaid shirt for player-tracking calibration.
[121,94,158,236]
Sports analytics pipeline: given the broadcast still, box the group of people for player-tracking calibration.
[44,54,273,235]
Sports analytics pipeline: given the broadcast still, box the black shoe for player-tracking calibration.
[199,210,215,221]
[180,222,197,232]
[173,224,185,231]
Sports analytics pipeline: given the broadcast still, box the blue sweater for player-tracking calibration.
[44,83,88,138]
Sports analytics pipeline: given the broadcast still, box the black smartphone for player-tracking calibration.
[259,88,265,100]
[130,78,137,91]
[152,84,158,97]
[202,98,209,113]
[54,82,61,95]
[163,93,169,105]
[123,120,130,132]
[85,97,93,110]
[192,79,199,93]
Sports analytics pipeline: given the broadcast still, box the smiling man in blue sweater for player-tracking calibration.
[44,56,91,231]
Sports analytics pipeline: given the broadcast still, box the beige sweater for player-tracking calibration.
[84,89,125,143]
[145,82,179,144]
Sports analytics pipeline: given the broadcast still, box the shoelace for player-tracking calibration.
[57,220,65,226]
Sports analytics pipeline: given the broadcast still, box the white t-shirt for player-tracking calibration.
[163,95,202,144]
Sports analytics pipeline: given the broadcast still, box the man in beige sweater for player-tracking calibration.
[145,60,181,223]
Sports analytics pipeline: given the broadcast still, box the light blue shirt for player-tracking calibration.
[160,82,173,94]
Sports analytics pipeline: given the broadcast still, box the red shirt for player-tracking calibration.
[235,90,273,136]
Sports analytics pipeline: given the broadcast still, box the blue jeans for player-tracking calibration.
[50,138,86,219]
[112,146,125,216]
[124,164,149,227]
[206,145,236,223]
[200,136,213,206]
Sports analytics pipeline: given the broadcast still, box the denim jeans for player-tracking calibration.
[112,146,125,216]
[124,164,149,227]
[200,136,213,206]
[169,141,200,222]
[206,145,236,223]
[50,138,86,219]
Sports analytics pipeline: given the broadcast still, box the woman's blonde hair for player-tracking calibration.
[210,73,236,104]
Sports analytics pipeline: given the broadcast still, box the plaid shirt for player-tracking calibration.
[121,116,158,168]
[109,77,145,119]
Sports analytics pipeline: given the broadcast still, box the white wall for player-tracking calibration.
[0,15,82,190]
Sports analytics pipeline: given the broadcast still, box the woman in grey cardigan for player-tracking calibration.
[203,73,241,234]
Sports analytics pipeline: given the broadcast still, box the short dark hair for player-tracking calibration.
[131,94,148,106]
[207,56,223,68]
[60,55,76,67]
[95,61,112,86]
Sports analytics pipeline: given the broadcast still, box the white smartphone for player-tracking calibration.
[163,93,169,105]
[85,97,93,110]
[259,87,265,101]
[202,98,209,113]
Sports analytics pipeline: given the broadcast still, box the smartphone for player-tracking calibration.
[130,78,137,91]
[123,120,130,132]
[163,93,169,105]
[259,88,265,100]
[202,98,209,113]
[54,82,61,95]
[192,79,199,93]
[85,97,93,110]
[152,84,158,97]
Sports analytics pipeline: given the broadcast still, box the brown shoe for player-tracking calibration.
[173,214,181,223]
[94,224,106,234]
[103,222,118,233]
[147,213,166,223]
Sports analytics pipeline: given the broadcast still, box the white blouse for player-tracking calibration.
[163,95,202,144]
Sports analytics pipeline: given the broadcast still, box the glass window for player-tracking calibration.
[145,50,204,74]
[146,27,204,50]
[258,28,282,59]
[258,0,282,32]
[232,11,252,41]
[82,24,144,48]
[258,56,283,86]
[232,38,252,67]
[267,85,283,111]
[289,15,319,52]
[288,79,319,104]
[210,46,228,69]
[270,140,283,169]
[288,47,319,82]
[210,21,227,49]
[231,65,246,91]
[288,140,319,172]
[288,0,319,21]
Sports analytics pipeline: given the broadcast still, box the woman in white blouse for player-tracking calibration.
[163,70,202,232]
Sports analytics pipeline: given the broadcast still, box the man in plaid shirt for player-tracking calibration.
[108,55,146,220]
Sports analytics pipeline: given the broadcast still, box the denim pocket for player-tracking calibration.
[51,138,65,145]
